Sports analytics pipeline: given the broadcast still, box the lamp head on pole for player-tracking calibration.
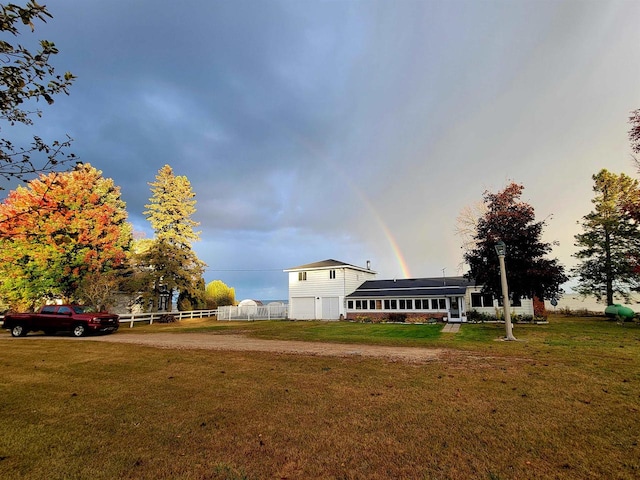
[495,240,506,257]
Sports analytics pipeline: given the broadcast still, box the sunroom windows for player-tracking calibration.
[346,298,450,311]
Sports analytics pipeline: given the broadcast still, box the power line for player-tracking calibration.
[204,268,283,272]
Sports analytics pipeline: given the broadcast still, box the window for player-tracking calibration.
[390,299,397,310]
[431,298,446,310]
[347,300,353,309]
[298,271,307,281]
[58,306,72,314]
[415,299,429,310]
[471,293,482,308]
[498,295,523,307]
[399,299,413,310]
[483,293,493,307]
[375,300,382,310]
[472,293,495,308]
[369,300,376,310]
[41,305,56,314]
[353,300,371,310]
[329,269,336,279]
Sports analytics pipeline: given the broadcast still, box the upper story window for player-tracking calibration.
[329,269,336,279]
[298,271,307,281]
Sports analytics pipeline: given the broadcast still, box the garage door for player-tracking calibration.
[321,296,340,320]
[290,297,315,320]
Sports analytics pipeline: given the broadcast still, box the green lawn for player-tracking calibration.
[0,316,638,479]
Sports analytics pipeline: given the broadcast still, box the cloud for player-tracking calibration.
[2,0,638,300]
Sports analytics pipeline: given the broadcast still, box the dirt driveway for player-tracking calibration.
[88,332,450,363]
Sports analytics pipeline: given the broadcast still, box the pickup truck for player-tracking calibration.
[3,305,119,337]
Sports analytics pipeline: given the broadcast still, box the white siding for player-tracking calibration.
[287,266,376,320]
[288,268,375,298]
[466,286,534,316]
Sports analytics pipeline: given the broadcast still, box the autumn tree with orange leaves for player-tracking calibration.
[0,163,132,309]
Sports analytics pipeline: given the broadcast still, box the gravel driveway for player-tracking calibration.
[87,332,449,363]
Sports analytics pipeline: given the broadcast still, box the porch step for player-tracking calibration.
[442,323,460,333]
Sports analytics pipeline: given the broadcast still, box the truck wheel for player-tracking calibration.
[71,323,86,337]
[11,324,27,337]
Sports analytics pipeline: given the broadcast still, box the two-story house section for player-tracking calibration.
[283,259,377,320]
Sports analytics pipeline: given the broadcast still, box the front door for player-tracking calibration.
[448,296,461,322]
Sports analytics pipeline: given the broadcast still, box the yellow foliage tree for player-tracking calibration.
[205,280,236,308]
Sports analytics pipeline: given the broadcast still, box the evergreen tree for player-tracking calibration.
[141,165,205,310]
[464,183,567,304]
[144,164,200,247]
[573,169,640,304]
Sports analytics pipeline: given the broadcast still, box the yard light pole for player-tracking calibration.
[495,241,517,341]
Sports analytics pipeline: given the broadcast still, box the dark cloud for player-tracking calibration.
[2,0,638,298]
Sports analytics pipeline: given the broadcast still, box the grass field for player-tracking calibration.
[0,316,638,479]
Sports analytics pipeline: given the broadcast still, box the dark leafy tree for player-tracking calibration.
[177,277,206,311]
[0,1,77,187]
[464,183,567,304]
[137,239,205,311]
[573,169,640,304]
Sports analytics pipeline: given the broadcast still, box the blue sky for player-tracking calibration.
[3,0,639,300]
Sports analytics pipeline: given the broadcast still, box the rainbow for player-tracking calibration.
[278,126,412,279]
[348,184,412,279]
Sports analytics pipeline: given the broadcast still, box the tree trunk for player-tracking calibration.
[605,228,614,305]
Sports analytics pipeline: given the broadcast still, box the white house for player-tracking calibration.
[347,277,535,323]
[285,259,535,322]
[346,277,470,322]
[283,259,377,320]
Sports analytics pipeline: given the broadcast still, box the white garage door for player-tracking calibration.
[290,297,315,320]
[321,296,340,320]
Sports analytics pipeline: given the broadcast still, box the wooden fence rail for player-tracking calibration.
[118,309,219,328]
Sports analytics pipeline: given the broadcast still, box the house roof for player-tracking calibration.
[347,276,474,298]
[283,259,376,274]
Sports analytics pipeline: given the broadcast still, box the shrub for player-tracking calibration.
[387,313,407,323]
[467,310,496,323]
[157,314,176,323]
[407,316,428,324]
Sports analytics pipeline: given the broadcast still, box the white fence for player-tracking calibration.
[119,309,219,328]
[217,304,288,321]
[0,306,286,328]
